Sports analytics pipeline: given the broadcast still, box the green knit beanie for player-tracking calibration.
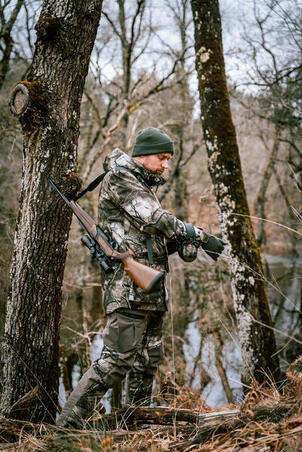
[132,127,174,157]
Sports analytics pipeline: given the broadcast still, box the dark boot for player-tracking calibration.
[127,369,153,406]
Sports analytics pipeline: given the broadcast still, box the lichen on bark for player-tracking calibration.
[190,0,280,387]
[1,0,103,423]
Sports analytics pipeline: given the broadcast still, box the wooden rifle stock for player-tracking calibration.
[49,180,164,293]
[121,254,164,293]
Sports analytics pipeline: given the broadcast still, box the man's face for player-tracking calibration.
[134,153,172,176]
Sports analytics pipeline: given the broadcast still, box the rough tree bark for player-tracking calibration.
[190,0,280,387]
[1,0,102,422]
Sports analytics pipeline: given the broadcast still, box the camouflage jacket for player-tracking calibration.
[98,148,189,314]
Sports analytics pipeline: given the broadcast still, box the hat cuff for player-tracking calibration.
[132,141,174,157]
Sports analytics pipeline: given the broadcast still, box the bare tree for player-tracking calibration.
[237,0,302,190]
[255,126,281,246]
[190,0,280,388]
[1,0,102,422]
[81,0,195,182]
[0,0,24,89]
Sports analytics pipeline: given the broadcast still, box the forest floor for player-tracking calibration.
[1,369,302,452]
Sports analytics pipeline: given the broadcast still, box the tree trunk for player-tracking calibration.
[1,0,102,423]
[213,330,233,404]
[190,0,280,387]
[255,127,281,246]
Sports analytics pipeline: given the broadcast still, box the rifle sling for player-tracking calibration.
[75,165,156,266]
[74,165,136,200]
[146,234,153,266]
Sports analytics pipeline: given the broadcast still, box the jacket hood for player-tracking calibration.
[103,148,165,187]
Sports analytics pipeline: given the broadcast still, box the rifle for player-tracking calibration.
[49,180,164,294]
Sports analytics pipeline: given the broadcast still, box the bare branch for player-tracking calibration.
[102,10,124,43]
[180,143,200,169]
[2,0,23,36]
[129,0,145,53]
[278,138,302,158]
[83,104,129,181]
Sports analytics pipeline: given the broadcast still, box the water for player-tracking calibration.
[265,255,302,369]
[183,255,302,406]
[61,255,302,410]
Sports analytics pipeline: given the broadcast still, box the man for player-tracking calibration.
[57,127,224,428]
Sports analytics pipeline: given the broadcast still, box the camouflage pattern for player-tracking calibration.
[56,309,164,426]
[94,309,164,405]
[56,366,107,427]
[98,148,189,313]
[127,310,164,405]
[57,149,192,427]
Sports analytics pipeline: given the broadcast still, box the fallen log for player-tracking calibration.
[0,401,296,450]
[174,402,297,449]
[0,407,240,439]
[101,405,240,429]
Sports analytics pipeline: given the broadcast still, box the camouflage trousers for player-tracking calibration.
[57,309,164,427]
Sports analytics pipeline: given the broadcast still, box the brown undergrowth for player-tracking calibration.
[1,359,302,451]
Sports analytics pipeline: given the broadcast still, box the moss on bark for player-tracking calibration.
[191,0,280,386]
[1,0,103,423]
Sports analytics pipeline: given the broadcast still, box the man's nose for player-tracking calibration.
[162,161,169,169]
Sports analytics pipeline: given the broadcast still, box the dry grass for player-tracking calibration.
[1,374,302,451]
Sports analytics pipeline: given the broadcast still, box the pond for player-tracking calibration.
[192,254,302,407]
[58,255,302,411]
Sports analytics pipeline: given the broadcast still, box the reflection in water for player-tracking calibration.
[184,255,302,406]
[184,319,242,406]
[265,255,302,370]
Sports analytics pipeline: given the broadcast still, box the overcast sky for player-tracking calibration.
[3,0,298,95]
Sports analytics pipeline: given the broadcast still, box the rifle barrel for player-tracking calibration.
[49,180,71,207]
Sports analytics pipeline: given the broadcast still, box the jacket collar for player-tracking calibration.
[104,148,166,187]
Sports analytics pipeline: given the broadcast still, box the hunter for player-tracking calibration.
[57,127,224,427]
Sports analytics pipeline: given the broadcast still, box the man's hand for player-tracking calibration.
[194,228,225,261]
